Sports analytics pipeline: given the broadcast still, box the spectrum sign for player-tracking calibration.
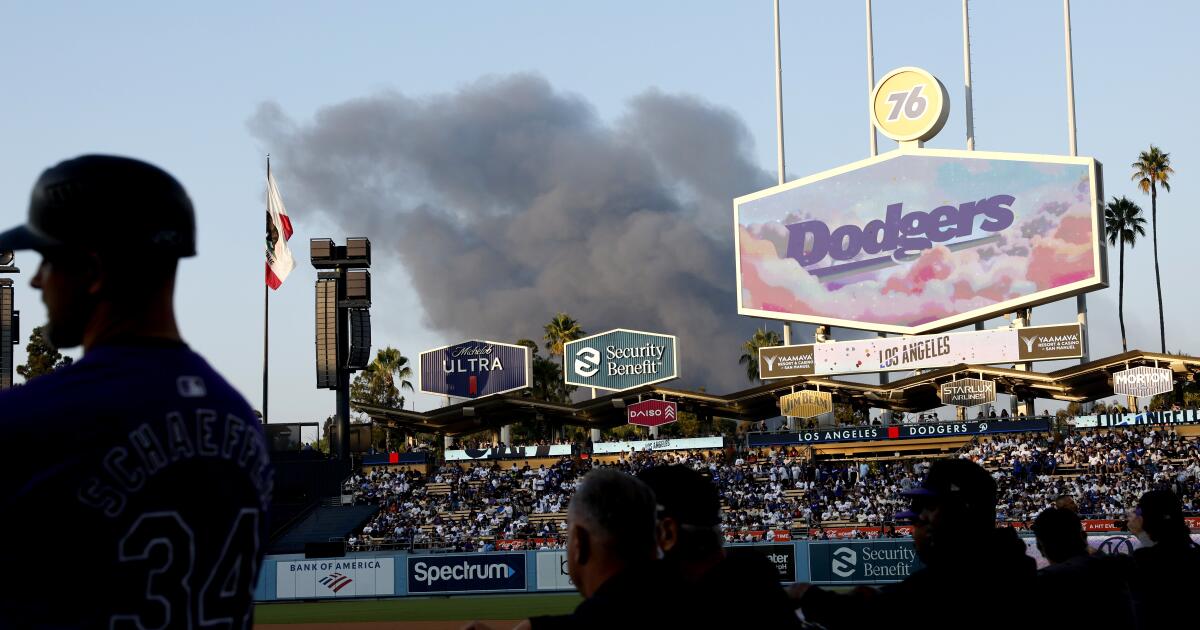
[734,149,1106,334]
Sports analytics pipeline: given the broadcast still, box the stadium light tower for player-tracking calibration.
[0,250,19,390]
[310,238,372,461]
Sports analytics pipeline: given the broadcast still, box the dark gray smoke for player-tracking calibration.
[249,74,774,392]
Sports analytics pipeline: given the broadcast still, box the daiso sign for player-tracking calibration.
[735,149,1106,334]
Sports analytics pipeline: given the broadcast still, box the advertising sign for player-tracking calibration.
[445,444,572,461]
[1070,408,1200,429]
[753,544,797,582]
[871,67,950,143]
[1112,366,1174,397]
[407,553,526,594]
[564,329,678,391]
[747,418,1051,447]
[592,436,723,454]
[939,378,997,407]
[734,149,1105,334]
[779,390,833,418]
[276,558,395,599]
[626,399,678,428]
[758,323,1082,378]
[419,340,531,399]
[535,551,575,591]
[808,541,923,584]
[759,344,815,379]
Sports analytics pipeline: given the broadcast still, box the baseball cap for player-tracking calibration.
[894,458,997,522]
[0,155,196,258]
[637,465,721,528]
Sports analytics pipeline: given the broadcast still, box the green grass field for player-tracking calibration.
[254,593,582,624]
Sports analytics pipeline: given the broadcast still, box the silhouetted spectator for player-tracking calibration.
[1128,490,1200,628]
[525,468,673,629]
[1032,507,1135,626]
[638,465,802,627]
[792,459,1035,630]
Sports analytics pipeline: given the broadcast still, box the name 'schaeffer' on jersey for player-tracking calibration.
[77,410,274,518]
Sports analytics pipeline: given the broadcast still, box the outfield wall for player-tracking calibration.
[254,540,928,602]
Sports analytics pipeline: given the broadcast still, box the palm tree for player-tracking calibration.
[1104,196,1146,352]
[1132,145,1174,352]
[543,313,585,365]
[352,347,414,409]
[738,327,782,383]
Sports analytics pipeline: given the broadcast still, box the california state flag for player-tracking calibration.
[266,171,295,289]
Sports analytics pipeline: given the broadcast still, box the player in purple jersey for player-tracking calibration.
[0,155,273,629]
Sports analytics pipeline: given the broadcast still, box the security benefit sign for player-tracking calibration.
[276,558,395,598]
[808,541,923,584]
[564,329,678,391]
[626,399,678,428]
[735,149,1105,335]
[779,390,833,418]
[408,553,526,594]
[535,551,575,591]
[1112,366,1174,398]
[419,340,531,399]
[939,378,996,407]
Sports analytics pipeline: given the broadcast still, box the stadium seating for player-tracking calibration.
[343,424,1200,551]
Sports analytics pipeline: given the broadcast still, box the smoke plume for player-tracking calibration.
[249,74,774,393]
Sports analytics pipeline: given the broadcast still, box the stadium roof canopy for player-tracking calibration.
[355,350,1200,437]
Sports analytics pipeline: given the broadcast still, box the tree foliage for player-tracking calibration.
[738,327,782,383]
[16,325,72,382]
[350,347,414,410]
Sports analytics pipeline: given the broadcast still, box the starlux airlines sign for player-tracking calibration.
[759,323,1082,378]
[734,149,1106,334]
[564,329,678,391]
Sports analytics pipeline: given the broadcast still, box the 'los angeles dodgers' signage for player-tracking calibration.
[419,340,531,399]
[735,149,1105,334]
[759,323,1082,378]
[564,329,678,391]
[748,418,1051,447]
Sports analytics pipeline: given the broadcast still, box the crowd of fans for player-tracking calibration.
[344,425,1200,551]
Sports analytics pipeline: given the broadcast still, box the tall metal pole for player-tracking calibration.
[866,0,878,156]
[774,0,792,346]
[1064,0,1090,367]
[263,155,270,423]
[962,0,975,150]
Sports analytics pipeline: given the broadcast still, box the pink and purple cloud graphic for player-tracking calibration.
[736,153,1100,331]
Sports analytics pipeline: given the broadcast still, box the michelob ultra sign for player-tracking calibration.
[734,149,1106,334]
[419,340,532,399]
[780,390,833,418]
[939,378,997,407]
[1112,366,1174,398]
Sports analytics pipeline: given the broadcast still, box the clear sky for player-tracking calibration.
[2,1,1197,424]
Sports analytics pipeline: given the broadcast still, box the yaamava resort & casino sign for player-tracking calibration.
[419,340,531,399]
[626,399,678,428]
[734,148,1106,334]
[564,328,678,391]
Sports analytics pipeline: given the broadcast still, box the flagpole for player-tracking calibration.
[263,154,270,424]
